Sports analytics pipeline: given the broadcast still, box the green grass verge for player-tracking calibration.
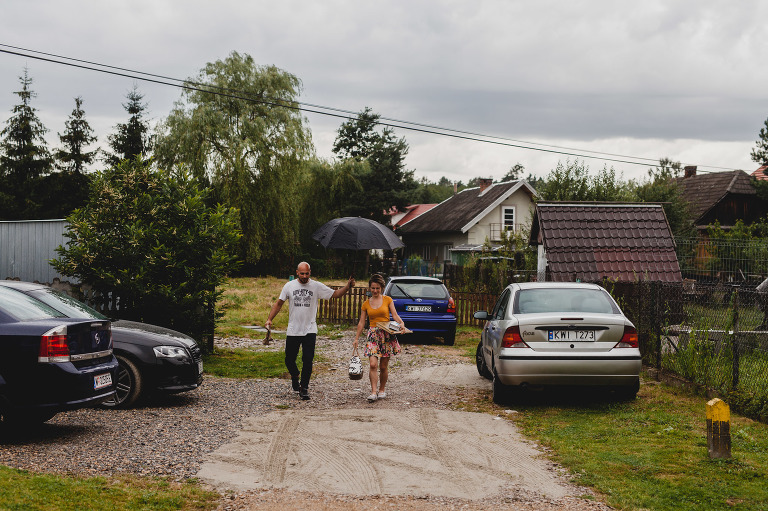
[203,349,290,379]
[0,467,218,511]
[203,347,329,380]
[497,382,768,511]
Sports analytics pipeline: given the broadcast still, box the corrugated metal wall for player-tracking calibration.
[0,219,75,284]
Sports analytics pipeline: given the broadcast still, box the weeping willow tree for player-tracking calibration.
[154,52,314,270]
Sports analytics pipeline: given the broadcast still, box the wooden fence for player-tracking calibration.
[317,286,495,327]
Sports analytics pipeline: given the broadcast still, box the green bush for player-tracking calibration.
[52,158,241,351]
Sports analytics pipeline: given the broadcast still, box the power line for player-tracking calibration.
[0,44,746,173]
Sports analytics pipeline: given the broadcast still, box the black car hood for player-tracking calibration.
[112,320,198,349]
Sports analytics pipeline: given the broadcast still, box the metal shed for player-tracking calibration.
[0,219,74,284]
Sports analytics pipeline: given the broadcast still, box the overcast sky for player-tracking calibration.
[1,0,767,184]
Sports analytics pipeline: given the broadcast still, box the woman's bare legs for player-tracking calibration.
[378,356,390,393]
[368,355,379,395]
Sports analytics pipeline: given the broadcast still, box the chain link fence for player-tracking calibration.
[607,236,768,422]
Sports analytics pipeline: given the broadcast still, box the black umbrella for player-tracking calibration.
[312,217,404,250]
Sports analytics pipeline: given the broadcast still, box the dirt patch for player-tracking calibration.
[198,407,570,500]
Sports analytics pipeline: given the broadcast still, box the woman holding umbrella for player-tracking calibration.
[354,274,405,402]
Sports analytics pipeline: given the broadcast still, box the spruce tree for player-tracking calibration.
[751,117,768,166]
[55,96,98,174]
[0,68,52,218]
[106,85,153,166]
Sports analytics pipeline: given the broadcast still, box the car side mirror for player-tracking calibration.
[473,310,489,320]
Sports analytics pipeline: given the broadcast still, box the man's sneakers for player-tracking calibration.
[291,378,310,400]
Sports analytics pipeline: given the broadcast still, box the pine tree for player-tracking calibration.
[106,85,153,166]
[55,96,98,174]
[0,68,53,218]
[751,117,768,166]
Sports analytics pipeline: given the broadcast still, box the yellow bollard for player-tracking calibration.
[706,398,731,459]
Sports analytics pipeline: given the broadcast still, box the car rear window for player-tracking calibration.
[29,289,108,320]
[388,281,449,300]
[0,286,67,321]
[515,288,617,314]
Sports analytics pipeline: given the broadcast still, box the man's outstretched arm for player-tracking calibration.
[331,276,356,298]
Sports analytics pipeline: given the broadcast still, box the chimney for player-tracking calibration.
[684,165,697,178]
[453,181,458,195]
[478,178,493,192]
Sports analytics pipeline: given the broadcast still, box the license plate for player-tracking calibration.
[548,330,595,341]
[197,360,203,374]
[406,305,431,312]
[94,373,113,390]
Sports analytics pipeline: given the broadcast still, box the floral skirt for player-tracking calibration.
[364,327,402,358]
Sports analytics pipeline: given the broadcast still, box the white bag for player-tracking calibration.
[348,347,363,380]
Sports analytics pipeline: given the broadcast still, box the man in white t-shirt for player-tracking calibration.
[266,262,355,400]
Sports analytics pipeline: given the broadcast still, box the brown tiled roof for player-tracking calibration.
[752,165,768,181]
[392,204,436,228]
[530,203,681,283]
[674,170,756,222]
[398,181,534,233]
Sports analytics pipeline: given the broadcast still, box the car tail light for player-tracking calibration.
[614,325,639,348]
[447,297,456,314]
[39,325,71,362]
[502,325,529,348]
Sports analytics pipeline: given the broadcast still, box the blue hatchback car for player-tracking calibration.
[384,276,457,345]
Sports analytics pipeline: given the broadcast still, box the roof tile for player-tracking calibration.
[531,203,682,283]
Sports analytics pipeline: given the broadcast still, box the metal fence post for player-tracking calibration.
[654,281,662,372]
[732,287,740,391]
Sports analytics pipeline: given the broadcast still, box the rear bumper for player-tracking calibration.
[8,357,119,411]
[400,314,457,335]
[496,353,641,387]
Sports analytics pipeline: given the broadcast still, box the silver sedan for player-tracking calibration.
[474,282,641,403]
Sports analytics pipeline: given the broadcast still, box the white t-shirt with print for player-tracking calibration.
[279,279,335,336]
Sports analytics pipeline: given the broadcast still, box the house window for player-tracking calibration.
[501,206,515,233]
[442,244,453,261]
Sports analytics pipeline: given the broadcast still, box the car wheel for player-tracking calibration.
[492,371,509,405]
[101,356,143,409]
[476,341,492,380]
[443,332,455,346]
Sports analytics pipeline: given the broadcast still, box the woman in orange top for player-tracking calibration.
[354,274,405,402]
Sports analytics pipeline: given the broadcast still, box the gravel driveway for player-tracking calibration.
[0,332,612,511]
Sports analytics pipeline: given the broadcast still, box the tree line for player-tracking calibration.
[3,52,768,276]
[3,52,767,345]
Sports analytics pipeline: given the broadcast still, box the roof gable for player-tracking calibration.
[531,203,681,283]
[398,180,536,233]
[675,170,756,222]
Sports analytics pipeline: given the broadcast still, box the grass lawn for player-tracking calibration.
[0,468,218,511]
[507,381,768,511]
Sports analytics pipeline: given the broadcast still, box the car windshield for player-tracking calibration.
[389,281,448,300]
[0,286,67,321]
[28,288,108,320]
[515,288,617,314]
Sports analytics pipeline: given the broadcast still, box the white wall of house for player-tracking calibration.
[466,190,535,245]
